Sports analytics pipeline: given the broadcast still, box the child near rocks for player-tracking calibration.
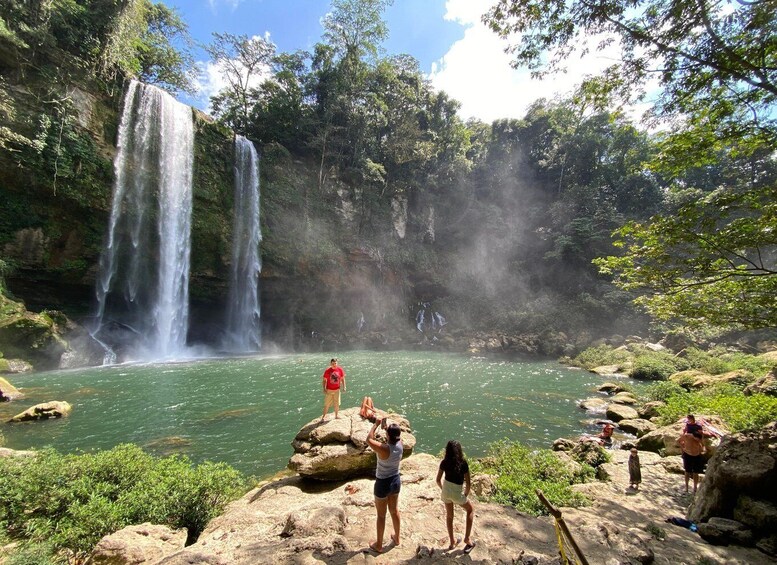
[629,447,642,491]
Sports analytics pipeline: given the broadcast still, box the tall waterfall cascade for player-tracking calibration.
[93,80,194,362]
[222,135,262,352]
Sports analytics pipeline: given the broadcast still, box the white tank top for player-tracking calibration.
[375,441,403,479]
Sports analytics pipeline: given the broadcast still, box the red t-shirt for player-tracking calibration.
[323,367,345,390]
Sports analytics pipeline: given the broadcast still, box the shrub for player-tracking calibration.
[681,347,771,378]
[630,352,679,380]
[641,380,688,402]
[566,345,632,370]
[0,444,248,559]
[472,441,591,516]
[657,385,777,432]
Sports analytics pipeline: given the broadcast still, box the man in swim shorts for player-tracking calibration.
[679,430,705,493]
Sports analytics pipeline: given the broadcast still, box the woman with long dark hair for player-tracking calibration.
[436,440,475,553]
[367,417,402,553]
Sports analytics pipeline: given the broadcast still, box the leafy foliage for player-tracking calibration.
[656,385,777,432]
[596,185,777,329]
[473,441,592,516]
[565,344,633,370]
[0,444,248,559]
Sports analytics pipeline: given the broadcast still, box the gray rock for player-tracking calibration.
[733,496,777,533]
[697,517,754,546]
[637,401,664,420]
[610,392,638,405]
[85,523,186,565]
[579,397,607,412]
[743,369,777,397]
[590,365,627,377]
[756,534,777,557]
[598,382,627,393]
[606,404,639,422]
[689,422,777,524]
[0,376,24,400]
[9,400,72,422]
[617,419,657,438]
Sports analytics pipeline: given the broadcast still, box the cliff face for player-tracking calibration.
[1,73,416,359]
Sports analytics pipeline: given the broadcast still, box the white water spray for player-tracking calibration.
[93,80,194,361]
[223,135,262,352]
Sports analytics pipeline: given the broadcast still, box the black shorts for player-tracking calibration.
[374,474,401,499]
[682,452,705,474]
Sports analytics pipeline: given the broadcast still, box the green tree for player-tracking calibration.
[207,32,276,133]
[484,0,777,152]
[485,0,777,330]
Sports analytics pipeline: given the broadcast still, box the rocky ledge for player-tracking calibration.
[86,450,775,564]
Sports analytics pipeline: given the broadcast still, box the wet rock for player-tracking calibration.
[580,397,608,412]
[606,403,639,422]
[0,376,24,400]
[617,419,657,438]
[598,382,628,393]
[610,392,638,405]
[9,400,72,422]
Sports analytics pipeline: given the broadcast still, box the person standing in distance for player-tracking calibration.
[321,358,346,421]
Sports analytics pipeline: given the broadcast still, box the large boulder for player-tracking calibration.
[637,416,726,455]
[606,403,639,422]
[0,376,24,400]
[84,523,187,565]
[688,422,777,525]
[288,407,416,480]
[617,418,657,438]
[8,400,72,422]
[579,397,607,412]
[743,369,777,397]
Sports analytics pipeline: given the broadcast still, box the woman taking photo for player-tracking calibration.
[367,417,402,553]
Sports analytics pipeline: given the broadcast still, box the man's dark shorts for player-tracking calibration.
[682,452,705,474]
[374,474,401,499]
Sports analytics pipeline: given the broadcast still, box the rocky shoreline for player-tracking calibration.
[81,448,775,564]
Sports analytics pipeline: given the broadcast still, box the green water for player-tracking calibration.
[1,351,622,477]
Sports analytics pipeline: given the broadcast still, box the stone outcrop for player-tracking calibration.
[744,369,777,397]
[288,407,416,480]
[109,451,774,565]
[636,416,727,456]
[8,400,72,422]
[688,422,777,546]
[0,376,23,400]
[85,523,187,565]
[617,418,657,438]
[606,403,639,422]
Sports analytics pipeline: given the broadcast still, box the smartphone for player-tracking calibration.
[381,418,387,430]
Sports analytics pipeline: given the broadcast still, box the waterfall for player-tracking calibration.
[93,80,194,362]
[222,135,262,352]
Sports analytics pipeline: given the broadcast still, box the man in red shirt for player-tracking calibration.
[321,358,346,421]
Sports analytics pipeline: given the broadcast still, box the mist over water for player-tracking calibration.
[0,351,639,477]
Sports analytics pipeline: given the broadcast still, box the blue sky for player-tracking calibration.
[167,0,629,123]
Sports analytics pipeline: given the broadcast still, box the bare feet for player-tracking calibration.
[446,536,461,550]
[369,542,382,553]
[391,533,399,546]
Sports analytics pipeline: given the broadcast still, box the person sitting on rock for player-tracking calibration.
[360,396,377,422]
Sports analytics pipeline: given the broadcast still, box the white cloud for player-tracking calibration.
[429,0,629,123]
[207,0,243,14]
[190,34,274,114]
